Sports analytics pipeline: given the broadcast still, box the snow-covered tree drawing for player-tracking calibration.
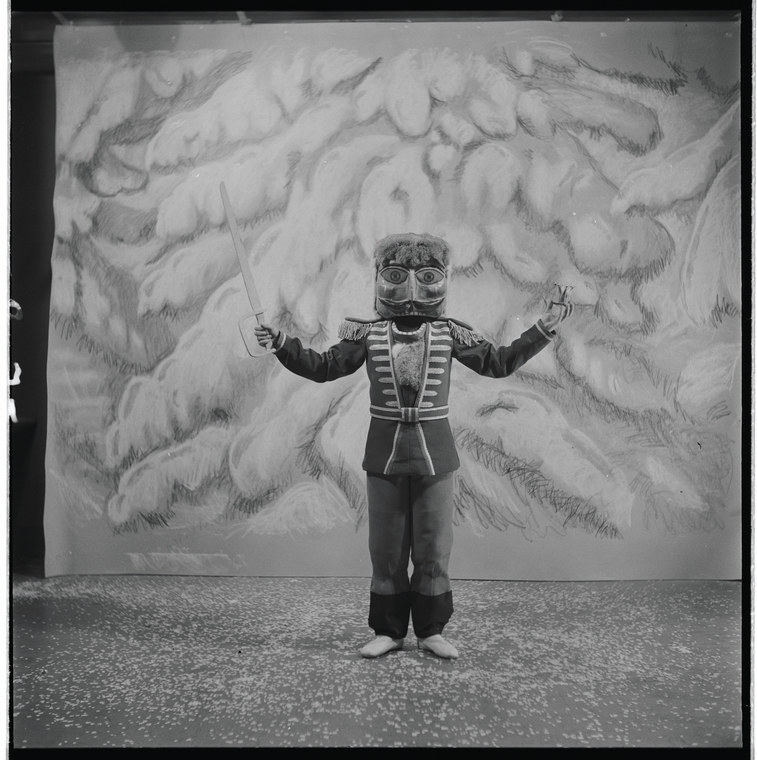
[47,24,741,569]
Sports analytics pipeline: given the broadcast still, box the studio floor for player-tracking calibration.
[10,575,744,749]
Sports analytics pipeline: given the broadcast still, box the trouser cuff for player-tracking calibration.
[368,591,411,639]
[410,590,453,638]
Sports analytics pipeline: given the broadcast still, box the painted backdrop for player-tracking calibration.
[45,20,742,578]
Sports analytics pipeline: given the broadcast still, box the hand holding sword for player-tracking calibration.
[252,323,280,351]
[220,182,277,357]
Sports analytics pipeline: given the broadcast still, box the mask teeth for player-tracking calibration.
[391,321,426,336]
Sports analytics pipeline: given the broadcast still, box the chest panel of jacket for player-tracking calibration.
[366,320,452,423]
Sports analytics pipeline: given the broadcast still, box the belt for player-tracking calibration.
[370,405,449,422]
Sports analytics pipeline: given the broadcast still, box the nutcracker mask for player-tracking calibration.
[373,233,449,320]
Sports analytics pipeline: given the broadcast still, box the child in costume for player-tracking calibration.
[253,233,573,659]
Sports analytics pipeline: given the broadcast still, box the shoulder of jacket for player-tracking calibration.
[443,317,484,346]
[338,317,383,341]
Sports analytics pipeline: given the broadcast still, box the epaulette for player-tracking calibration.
[338,317,381,341]
[445,317,484,347]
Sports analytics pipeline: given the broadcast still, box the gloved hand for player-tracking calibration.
[540,284,574,332]
[253,322,281,350]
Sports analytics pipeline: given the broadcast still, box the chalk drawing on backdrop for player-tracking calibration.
[47,27,741,561]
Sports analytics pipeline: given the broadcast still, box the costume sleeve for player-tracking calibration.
[273,334,367,382]
[452,321,554,378]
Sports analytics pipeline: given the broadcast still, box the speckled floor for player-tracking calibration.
[11,575,743,748]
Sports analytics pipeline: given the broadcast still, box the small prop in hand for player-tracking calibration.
[541,283,574,331]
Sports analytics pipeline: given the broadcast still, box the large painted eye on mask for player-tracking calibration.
[380,266,410,284]
[415,267,445,285]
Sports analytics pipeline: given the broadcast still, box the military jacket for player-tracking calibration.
[273,318,554,476]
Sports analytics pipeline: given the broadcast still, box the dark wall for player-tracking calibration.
[10,61,56,575]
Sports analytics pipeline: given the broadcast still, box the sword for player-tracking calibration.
[220,182,271,357]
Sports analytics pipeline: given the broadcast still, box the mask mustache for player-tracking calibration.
[378,296,445,306]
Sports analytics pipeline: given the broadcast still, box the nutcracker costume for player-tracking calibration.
[254,233,571,659]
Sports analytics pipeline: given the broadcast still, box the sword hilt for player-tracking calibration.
[239,313,273,357]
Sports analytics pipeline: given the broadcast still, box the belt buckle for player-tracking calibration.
[401,407,419,423]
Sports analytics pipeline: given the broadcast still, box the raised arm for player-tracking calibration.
[253,322,367,382]
[452,283,573,378]
[452,322,554,378]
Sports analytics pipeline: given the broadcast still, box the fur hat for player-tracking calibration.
[373,233,450,272]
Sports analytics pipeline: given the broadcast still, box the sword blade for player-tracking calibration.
[220,182,265,318]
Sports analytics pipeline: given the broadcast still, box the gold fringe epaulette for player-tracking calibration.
[447,318,483,347]
[338,318,378,341]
